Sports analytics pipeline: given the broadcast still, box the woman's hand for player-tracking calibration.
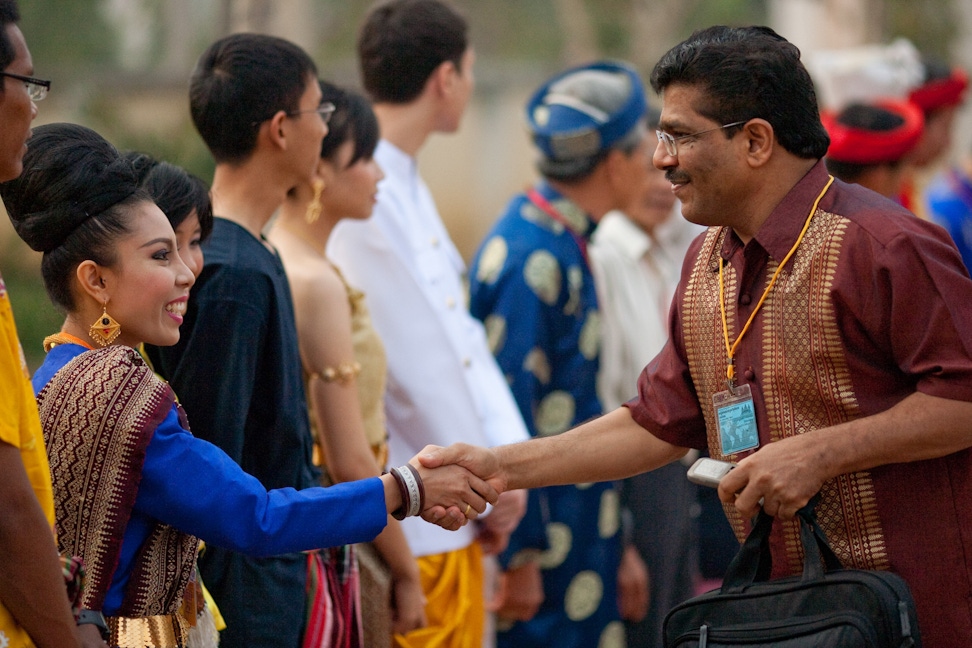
[418,443,507,494]
[390,570,427,635]
[405,445,501,529]
[413,459,498,518]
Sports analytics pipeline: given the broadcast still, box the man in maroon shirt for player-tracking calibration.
[427,25,972,647]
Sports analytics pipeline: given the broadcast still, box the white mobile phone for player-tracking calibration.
[686,457,736,488]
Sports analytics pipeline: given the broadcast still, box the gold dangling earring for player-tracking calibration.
[305,178,325,224]
[89,300,121,346]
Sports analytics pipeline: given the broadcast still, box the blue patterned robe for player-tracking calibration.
[469,182,624,648]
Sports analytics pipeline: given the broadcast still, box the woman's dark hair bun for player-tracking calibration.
[0,122,139,253]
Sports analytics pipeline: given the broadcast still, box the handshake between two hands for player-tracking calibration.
[402,443,506,532]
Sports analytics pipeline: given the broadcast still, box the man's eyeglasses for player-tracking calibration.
[286,102,336,123]
[251,102,336,128]
[0,71,50,102]
[655,120,747,157]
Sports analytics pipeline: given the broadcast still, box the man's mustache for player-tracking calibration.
[665,170,690,184]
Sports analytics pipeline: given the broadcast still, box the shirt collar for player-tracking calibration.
[597,211,653,259]
[723,159,831,262]
[376,139,417,182]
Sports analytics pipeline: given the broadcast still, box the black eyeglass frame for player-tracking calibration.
[0,71,50,101]
[250,102,336,128]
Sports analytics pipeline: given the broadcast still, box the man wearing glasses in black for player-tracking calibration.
[147,34,343,648]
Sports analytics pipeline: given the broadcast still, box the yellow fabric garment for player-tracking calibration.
[337,266,388,451]
[199,557,225,631]
[393,543,484,648]
[0,276,55,648]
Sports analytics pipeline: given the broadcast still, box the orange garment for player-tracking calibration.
[393,542,484,648]
[0,274,55,648]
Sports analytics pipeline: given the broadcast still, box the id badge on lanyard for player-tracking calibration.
[712,383,759,455]
[711,178,833,457]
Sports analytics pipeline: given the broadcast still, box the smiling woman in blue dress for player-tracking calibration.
[0,122,496,648]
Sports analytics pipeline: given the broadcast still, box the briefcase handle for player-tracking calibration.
[722,493,843,593]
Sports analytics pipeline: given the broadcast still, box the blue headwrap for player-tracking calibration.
[526,60,647,161]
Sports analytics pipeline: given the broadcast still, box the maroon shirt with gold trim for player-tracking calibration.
[627,160,972,647]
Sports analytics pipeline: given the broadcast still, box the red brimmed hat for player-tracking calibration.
[909,67,968,112]
[822,99,925,165]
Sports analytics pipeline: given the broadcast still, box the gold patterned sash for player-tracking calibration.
[681,218,889,575]
[108,614,188,648]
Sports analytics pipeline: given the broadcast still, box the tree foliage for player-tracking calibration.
[886,0,956,60]
[19,0,117,78]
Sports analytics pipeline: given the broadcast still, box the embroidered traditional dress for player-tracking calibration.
[313,266,389,469]
[302,268,390,648]
[469,182,623,648]
[344,270,389,461]
[627,160,972,648]
[38,345,198,646]
[339,267,391,648]
[135,345,226,648]
[35,340,387,648]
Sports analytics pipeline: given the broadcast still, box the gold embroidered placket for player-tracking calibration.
[681,212,889,574]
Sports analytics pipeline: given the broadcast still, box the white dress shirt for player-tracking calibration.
[589,210,704,410]
[327,140,530,556]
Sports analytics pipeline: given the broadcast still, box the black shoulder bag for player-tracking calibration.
[663,497,921,647]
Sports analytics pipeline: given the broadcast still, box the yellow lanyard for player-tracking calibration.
[719,175,834,389]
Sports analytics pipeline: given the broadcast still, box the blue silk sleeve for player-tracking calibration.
[136,405,387,554]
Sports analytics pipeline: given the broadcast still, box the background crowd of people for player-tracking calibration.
[2,1,972,648]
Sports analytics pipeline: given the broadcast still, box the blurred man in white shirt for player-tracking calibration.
[327,2,529,645]
[590,108,704,648]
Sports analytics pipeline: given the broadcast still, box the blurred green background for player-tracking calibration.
[2,0,962,369]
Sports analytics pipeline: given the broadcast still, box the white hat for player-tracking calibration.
[805,38,925,111]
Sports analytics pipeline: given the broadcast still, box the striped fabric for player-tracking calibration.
[303,545,362,648]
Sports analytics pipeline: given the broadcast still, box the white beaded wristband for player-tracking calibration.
[395,465,423,518]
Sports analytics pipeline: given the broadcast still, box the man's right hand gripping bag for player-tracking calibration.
[663,497,921,647]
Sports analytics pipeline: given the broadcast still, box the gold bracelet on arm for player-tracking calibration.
[309,361,362,386]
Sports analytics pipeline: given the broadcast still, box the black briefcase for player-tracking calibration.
[663,498,921,647]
